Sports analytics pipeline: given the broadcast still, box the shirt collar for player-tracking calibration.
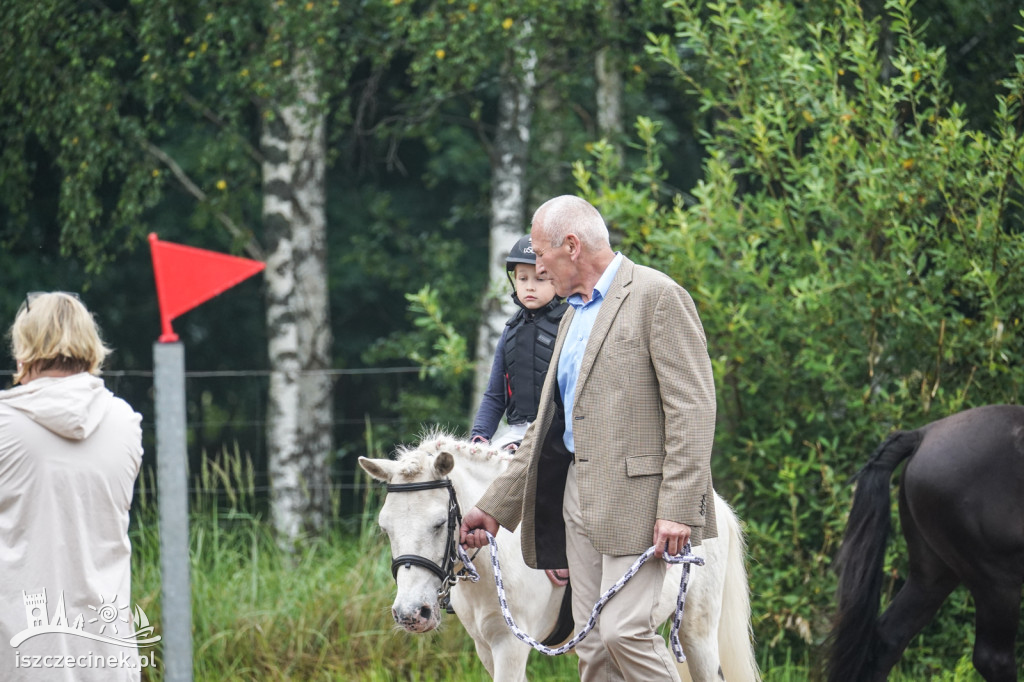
[567,252,623,309]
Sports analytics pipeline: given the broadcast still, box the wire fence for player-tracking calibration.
[2,365,464,522]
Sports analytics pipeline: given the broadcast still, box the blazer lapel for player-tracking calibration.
[574,258,634,402]
[550,305,573,373]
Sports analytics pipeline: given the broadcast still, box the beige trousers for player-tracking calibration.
[562,462,681,682]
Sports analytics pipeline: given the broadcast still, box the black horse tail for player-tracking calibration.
[825,429,923,682]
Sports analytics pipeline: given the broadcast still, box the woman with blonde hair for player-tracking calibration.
[0,292,144,681]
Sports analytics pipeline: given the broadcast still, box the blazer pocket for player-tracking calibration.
[625,454,664,477]
[608,336,641,353]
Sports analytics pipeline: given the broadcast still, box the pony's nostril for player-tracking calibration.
[419,604,433,621]
[391,606,399,622]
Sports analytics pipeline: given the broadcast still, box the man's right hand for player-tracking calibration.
[460,506,499,548]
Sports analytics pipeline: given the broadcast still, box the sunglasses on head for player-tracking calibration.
[24,291,81,312]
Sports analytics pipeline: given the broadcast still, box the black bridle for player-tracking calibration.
[385,478,469,609]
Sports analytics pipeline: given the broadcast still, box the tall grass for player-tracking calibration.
[130,446,946,681]
[131,446,582,680]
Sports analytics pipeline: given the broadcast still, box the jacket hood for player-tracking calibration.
[0,373,113,440]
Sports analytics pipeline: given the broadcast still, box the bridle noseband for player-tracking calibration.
[386,478,470,609]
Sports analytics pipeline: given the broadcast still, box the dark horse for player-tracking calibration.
[827,404,1024,682]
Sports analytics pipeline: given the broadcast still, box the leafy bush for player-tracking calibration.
[576,0,1024,674]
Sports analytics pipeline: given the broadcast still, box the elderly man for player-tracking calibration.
[461,195,717,681]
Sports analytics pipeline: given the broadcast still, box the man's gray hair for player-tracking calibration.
[534,195,610,250]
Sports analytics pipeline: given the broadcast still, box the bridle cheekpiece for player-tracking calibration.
[385,478,470,609]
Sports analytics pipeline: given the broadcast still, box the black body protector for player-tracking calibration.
[503,297,567,424]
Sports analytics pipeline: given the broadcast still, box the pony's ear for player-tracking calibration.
[433,451,455,477]
[359,456,395,483]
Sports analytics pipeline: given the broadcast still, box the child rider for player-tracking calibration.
[471,234,568,449]
[470,235,569,586]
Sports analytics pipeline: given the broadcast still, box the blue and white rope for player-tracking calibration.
[456,532,704,663]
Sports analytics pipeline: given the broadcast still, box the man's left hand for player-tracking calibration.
[653,519,692,558]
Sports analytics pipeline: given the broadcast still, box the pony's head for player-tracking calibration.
[359,431,484,633]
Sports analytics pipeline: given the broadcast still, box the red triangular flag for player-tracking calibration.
[149,233,265,342]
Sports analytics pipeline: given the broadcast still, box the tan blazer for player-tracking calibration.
[478,257,717,568]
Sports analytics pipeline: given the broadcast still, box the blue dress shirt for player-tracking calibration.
[557,253,623,453]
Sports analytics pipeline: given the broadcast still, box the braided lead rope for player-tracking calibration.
[456,531,704,662]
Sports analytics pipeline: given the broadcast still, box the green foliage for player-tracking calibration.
[573,0,1024,673]
[0,0,403,269]
[0,1,162,268]
[6,0,1024,672]
[405,284,475,387]
[360,282,477,442]
[383,0,677,187]
[910,0,1023,131]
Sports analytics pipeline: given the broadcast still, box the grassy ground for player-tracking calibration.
[137,511,980,681]
[132,507,588,680]
[128,451,984,681]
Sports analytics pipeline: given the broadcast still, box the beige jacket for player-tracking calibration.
[477,257,717,568]
[0,374,143,681]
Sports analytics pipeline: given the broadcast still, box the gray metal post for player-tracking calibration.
[153,341,193,682]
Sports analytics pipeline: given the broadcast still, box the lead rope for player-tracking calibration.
[455,531,704,663]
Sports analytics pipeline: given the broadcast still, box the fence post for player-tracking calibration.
[154,340,193,682]
[148,233,264,680]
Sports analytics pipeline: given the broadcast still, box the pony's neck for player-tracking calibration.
[446,450,505,512]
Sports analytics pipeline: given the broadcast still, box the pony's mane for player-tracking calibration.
[390,429,513,476]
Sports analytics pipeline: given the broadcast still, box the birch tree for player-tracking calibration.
[261,52,333,541]
[470,24,539,413]
[456,2,669,412]
[592,1,676,162]
[0,0,398,543]
[595,2,625,145]
[396,2,612,417]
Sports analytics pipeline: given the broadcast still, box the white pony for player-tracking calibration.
[359,431,760,682]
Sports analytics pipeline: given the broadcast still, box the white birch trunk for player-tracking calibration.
[596,2,624,146]
[262,53,333,546]
[470,29,538,419]
[595,47,624,141]
[535,82,566,205]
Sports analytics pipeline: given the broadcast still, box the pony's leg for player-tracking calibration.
[675,503,757,682]
[486,635,531,682]
[965,576,1020,682]
[679,626,722,682]
[471,613,530,682]
[470,638,496,678]
[677,572,725,682]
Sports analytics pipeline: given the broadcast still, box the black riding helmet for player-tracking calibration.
[505,235,535,288]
